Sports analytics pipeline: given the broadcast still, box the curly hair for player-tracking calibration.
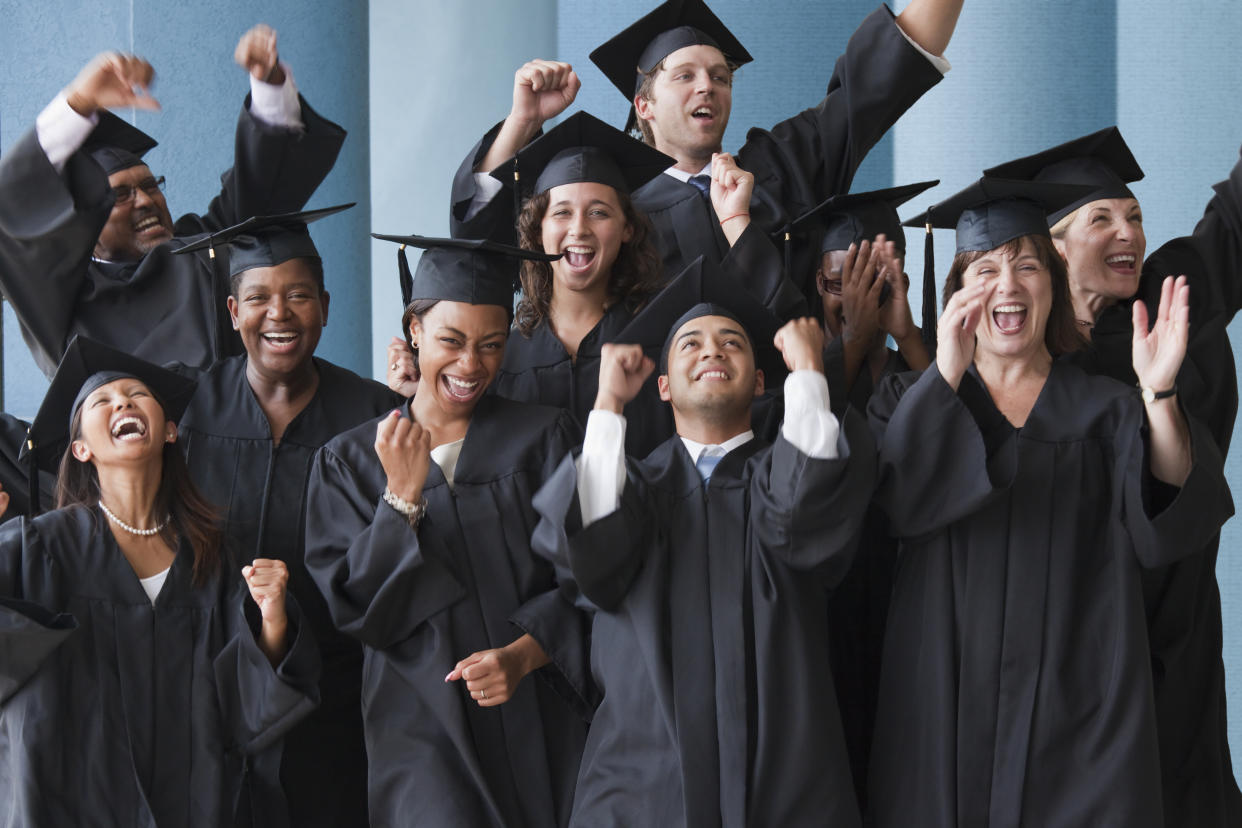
[513,188,664,337]
[942,234,1085,357]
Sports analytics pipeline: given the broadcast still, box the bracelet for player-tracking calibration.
[383,487,427,525]
[1138,383,1177,404]
[718,213,748,225]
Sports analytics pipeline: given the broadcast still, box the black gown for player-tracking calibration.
[304,395,593,828]
[1066,145,1242,827]
[493,303,672,458]
[0,505,321,828]
[178,355,402,828]
[0,96,345,377]
[0,413,55,522]
[451,6,943,315]
[531,411,876,827]
[866,361,1233,827]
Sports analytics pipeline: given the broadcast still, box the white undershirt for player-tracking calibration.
[35,61,304,174]
[139,567,170,606]
[431,438,466,490]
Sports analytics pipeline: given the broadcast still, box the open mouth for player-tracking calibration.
[1105,253,1137,275]
[262,331,300,352]
[691,106,714,123]
[110,415,148,442]
[441,374,483,402]
[133,214,167,236]
[695,368,730,381]
[563,245,597,271]
[992,303,1028,334]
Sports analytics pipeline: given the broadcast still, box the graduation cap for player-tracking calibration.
[490,111,674,215]
[590,0,753,132]
[81,110,159,176]
[370,234,562,338]
[20,336,198,513]
[174,203,354,277]
[901,177,1095,353]
[615,254,786,389]
[982,127,1144,225]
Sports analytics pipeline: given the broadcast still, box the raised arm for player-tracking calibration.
[894,0,965,57]
[1133,275,1193,485]
[476,60,580,174]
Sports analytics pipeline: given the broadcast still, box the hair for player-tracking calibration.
[56,402,223,588]
[942,234,1085,357]
[513,188,664,337]
[401,298,442,353]
[1049,208,1079,241]
[632,57,739,145]
[229,256,325,298]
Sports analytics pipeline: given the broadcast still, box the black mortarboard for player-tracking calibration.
[490,111,674,203]
[788,180,940,257]
[371,234,561,335]
[174,203,353,277]
[982,127,1144,225]
[902,177,1095,354]
[20,336,197,511]
[590,0,753,132]
[615,255,785,389]
[81,110,159,176]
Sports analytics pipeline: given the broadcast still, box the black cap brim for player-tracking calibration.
[174,203,355,256]
[82,111,158,176]
[788,179,939,254]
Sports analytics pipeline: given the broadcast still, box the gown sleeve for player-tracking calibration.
[212,582,322,754]
[448,119,524,244]
[868,365,1018,538]
[0,518,78,705]
[303,443,467,651]
[749,407,875,584]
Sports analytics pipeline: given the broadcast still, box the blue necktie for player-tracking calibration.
[695,447,725,483]
[688,174,712,200]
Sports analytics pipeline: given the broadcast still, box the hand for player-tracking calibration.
[242,558,288,625]
[873,236,915,340]
[709,152,753,233]
[839,241,884,347]
[511,59,580,127]
[374,410,432,504]
[64,53,160,117]
[445,634,549,707]
[1133,275,1189,395]
[234,23,285,84]
[387,336,419,397]
[773,317,825,373]
[935,280,989,390]
[595,344,655,413]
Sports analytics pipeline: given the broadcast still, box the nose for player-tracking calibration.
[568,210,589,237]
[132,184,156,209]
[996,263,1020,292]
[459,348,480,372]
[266,295,291,319]
[694,69,712,94]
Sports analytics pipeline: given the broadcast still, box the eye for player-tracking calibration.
[674,72,692,81]
[90,397,109,408]
[680,338,698,350]
[481,341,504,351]
[1091,214,1110,224]
[439,337,461,346]
[590,208,611,218]
[244,293,267,303]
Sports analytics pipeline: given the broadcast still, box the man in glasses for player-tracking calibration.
[0,24,345,376]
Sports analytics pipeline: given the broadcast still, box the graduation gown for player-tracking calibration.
[494,304,672,458]
[866,361,1233,828]
[0,96,346,377]
[0,505,321,828]
[531,412,876,828]
[450,6,942,316]
[1065,145,1242,827]
[179,355,401,828]
[304,395,593,828]
[0,413,55,523]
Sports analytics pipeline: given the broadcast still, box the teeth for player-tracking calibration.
[1105,254,1136,265]
[698,370,728,380]
[111,416,147,439]
[445,376,478,390]
[994,303,1026,313]
[135,216,160,230]
[565,246,594,254]
[693,108,711,117]
[263,332,297,342]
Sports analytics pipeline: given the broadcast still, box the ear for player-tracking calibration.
[1051,236,1069,264]
[634,93,656,123]
[408,316,423,350]
[70,439,92,463]
[622,220,635,244]
[752,369,765,399]
[165,422,178,444]
[227,295,240,330]
[657,373,671,402]
[320,289,331,326]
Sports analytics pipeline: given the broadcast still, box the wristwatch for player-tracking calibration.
[383,487,427,526]
[1139,384,1177,404]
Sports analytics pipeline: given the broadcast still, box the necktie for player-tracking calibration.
[695,446,725,483]
[688,174,712,200]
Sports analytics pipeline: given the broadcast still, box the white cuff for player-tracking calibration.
[465,172,505,222]
[575,409,628,527]
[36,93,99,173]
[780,369,840,459]
[896,24,952,74]
[248,61,303,130]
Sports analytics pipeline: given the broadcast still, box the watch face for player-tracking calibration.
[1142,387,1155,404]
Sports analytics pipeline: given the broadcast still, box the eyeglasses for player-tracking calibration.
[111,176,166,205]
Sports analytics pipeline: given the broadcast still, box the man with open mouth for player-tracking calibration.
[0,23,345,379]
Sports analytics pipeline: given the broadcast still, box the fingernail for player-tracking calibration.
[444,672,453,682]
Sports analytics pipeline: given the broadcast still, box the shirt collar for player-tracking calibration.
[679,429,754,463]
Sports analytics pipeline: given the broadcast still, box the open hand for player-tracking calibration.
[65,53,159,117]
[936,280,989,390]
[1133,275,1189,395]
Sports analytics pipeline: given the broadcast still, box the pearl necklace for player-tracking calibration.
[99,501,170,537]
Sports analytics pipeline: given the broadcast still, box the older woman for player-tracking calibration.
[867,179,1232,827]
[986,129,1242,826]
[0,336,319,827]
[305,237,593,827]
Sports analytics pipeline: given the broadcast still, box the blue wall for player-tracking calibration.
[0,0,371,419]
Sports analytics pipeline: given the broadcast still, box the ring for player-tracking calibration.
[391,363,400,371]
[480,689,487,700]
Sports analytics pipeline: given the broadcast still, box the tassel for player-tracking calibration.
[783,230,792,285]
[920,213,937,357]
[512,166,522,234]
[26,436,40,516]
[398,245,414,308]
